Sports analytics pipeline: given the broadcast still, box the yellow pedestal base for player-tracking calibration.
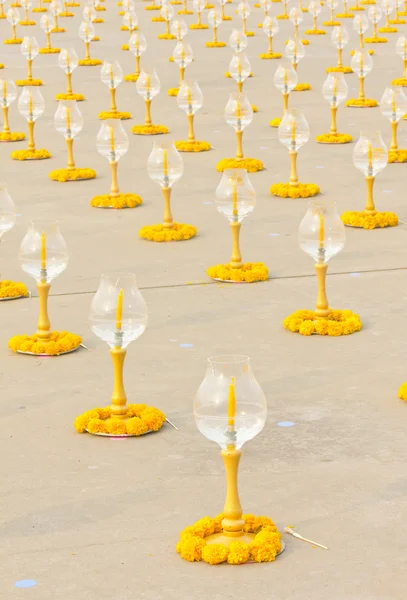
[389,149,407,163]
[259,52,282,59]
[91,193,143,209]
[98,110,131,120]
[139,223,197,242]
[50,27,65,33]
[205,41,226,47]
[158,33,176,39]
[4,38,23,44]
[124,73,139,82]
[316,133,353,143]
[15,79,43,86]
[8,331,82,355]
[284,309,362,336]
[0,131,26,142]
[216,158,264,172]
[175,140,211,152]
[271,182,320,198]
[323,20,341,25]
[398,383,407,401]
[39,48,61,54]
[49,167,96,182]
[326,66,353,73]
[378,26,398,33]
[0,280,29,299]
[78,58,102,66]
[305,28,326,34]
[131,124,168,135]
[391,77,407,86]
[293,83,312,91]
[19,19,36,25]
[341,210,398,228]
[74,404,166,436]
[346,98,378,107]
[336,12,355,17]
[189,24,208,29]
[11,149,51,160]
[207,262,268,283]
[55,93,85,101]
[167,87,179,96]
[364,36,387,43]
[270,117,282,127]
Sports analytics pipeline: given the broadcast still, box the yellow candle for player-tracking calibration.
[319,213,324,248]
[85,24,89,38]
[3,80,6,100]
[146,74,151,92]
[109,64,113,83]
[227,376,236,427]
[404,38,407,56]
[41,231,46,269]
[65,106,71,130]
[163,148,168,176]
[110,125,115,152]
[236,99,241,118]
[333,77,337,97]
[367,140,373,168]
[232,180,238,216]
[29,91,33,117]
[177,21,180,38]
[291,117,296,141]
[187,85,192,104]
[283,69,288,86]
[28,38,32,56]
[392,90,396,114]
[359,52,363,72]
[66,51,70,70]
[237,58,242,77]
[115,288,123,331]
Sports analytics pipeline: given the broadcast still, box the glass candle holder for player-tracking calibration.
[368,5,382,37]
[83,5,96,23]
[327,0,338,23]
[192,0,204,27]
[21,36,39,81]
[147,140,183,229]
[54,99,82,168]
[228,53,251,91]
[237,1,251,34]
[308,0,321,30]
[19,87,44,151]
[350,48,373,100]
[136,69,160,126]
[129,31,147,78]
[0,79,17,134]
[208,8,222,42]
[278,109,309,186]
[20,219,68,284]
[353,14,368,49]
[229,28,248,52]
[380,86,407,150]
[123,10,138,32]
[97,120,129,197]
[274,63,298,102]
[289,6,303,39]
[161,3,174,35]
[58,48,79,94]
[0,183,16,239]
[331,25,349,70]
[101,61,123,113]
[285,37,305,70]
[171,18,188,39]
[263,16,279,54]
[177,79,203,140]
[322,72,348,133]
[382,0,395,26]
[299,201,345,317]
[40,14,54,49]
[79,20,95,59]
[173,40,193,85]
[353,131,387,213]
[396,35,407,80]
[225,91,253,160]
[7,8,20,41]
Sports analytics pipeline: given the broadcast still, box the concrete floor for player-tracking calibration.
[1,1,407,598]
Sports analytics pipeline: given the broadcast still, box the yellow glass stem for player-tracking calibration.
[162,186,174,229]
[197,11,201,25]
[213,25,218,42]
[27,59,33,81]
[337,47,342,68]
[230,221,242,268]
[165,20,169,34]
[66,72,72,94]
[66,137,75,169]
[221,4,225,18]
[2,106,10,134]
[390,120,398,151]
[135,55,140,76]
[359,32,364,48]
[179,66,185,86]
[404,58,407,79]
[373,22,377,37]
[242,17,247,33]
[315,262,329,318]
[221,447,245,537]
[46,31,51,49]
[27,120,35,151]
[236,129,244,160]
[330,106,337,134]
[110,161,120,197]
[85,41,90,60]
[145,99,152,126]
[289,150,298,186]
[187,113,195,141]
[268,36,273,54]
[313,14,317,29]
[293,61,297,72]
[12,24,16,39]
[365,175,376,213]
[36,280,52,340]
[283,92,289,111]
[237,80,243,92]
[110,88,117,112]
[110,347,128,417]
[359,76,365,100]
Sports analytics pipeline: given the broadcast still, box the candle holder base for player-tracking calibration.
[341,210,399,228]
[398,382,407,401]
[284,309,362,336]
[175,140,211,152]
[59,11,74,16]
[348,5,364,9]
[345,97,378,107]
[316,133,353,144]
[326,65,353,73]
[178,9,194,14]
[364,36,387,43]
[19,19,36,25]
[32,7,48,11]
[91,193,143,209]
[269,117,282,127]
[15,79,43,86]
[259,52,282,59]
[139,222,197,242]
[9,330,82,355]
[131,124,169,135]
[145,4,162,9]
[124,73,140,82]
[270,182,320,198]
[216,157,264,173]
[0,280,29,299]
[378,26,398,33]
[3,39,23,44]
[98,110,132,120]
[151,15,166,21]
[78,58,102,66]
[293,82,312,91]
[389,149,407,163]
[189,23,209,29]
[167,86,180,96]
[323,20,341,25]
[11,149,51,160]
[158,33,177,39]
[49,167,96,182]
[391,77,407,86]
[336,12,355,17]
[39,48,61,54]
[0,131,26,142]
[75,403,167,436]
[207,262,269,283]
[55,93,85,101]
[205,41,227,47]
[50,27,65,33]
[305,28,326,34]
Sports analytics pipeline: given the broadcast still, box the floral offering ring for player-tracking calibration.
[131,124,169,135]
[98,111,132,120]
[389,150,407,163]
[91,193,143,209]
[346,98,378,107]
[216,158,264,173]
[205,42,227,48]
[49,168,97,182]
[124,73,139,82]
[4,39,23,44]
[259,52,282,59]
[39,48,61,54]
[15,79,43,86]
[158,33,177,40]
[270,117,282,127]
[78,58,103,66]
[341,210,398,228]
[270,183,320,198]
[55,93,85,101]
[398,383,407,400]
[175,140,211,152]
[349,4,365,8]
[139,223,197,242]
[323,20,341,25]
[11,149,51,160]
[390,18,406,23]
[144,4,161,9]
[207,263,268,283]
[177,514,283,565]
[19,19,36,25]
[283,309,362,336]
[59,10,74,16]
[0,280,29,300]
[378,26,398,33]
[326,66,353,74]
[168,87,180,96]
[178,8,194,13]
[293,83,312,91]
[336,12,355,17]
[189,24,208,29]
[51,27,65,33]
[32,6,48,11]
[277,14,289,19]
[316,133,353,144]
[151,15,165,21]
[0,132,26,142]
[391,78,407,86]
[74,404,166,437]
[305,29,326,34]
[93,17,104,23]
[364,36,387,43]
[8,331,82,355]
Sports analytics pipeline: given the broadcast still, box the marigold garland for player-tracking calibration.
[390,18,406,24]
[11,149,51,160]
[389,149,407,163]
[144,4,161,9]
[8,331,82,355]
[58,11,74,16]
[74,404,166,436]
[0,131,25,142]
[151,15,165,21]
[98,110,132,120]
[305,29,326,34]
[158,33,177,39]
[391,77,407,86]
[15,79,43,86]
[189,24,208,29]
[341,210,398,229]
[222,15,232,20]
[277,14,289,19]
[349,4,365,8]
[207,262,268,283]
[139,222,197,242]
[283,309,362,336]
[216,158,264,172]
[259,52,282,59]
[271,182,320,198]
[398,383,407,401]
[336,12,355,17]
[364,36,387,43]
[326,66,353,73]
[39,48,61,54]
[51,27,65,33]
[205,42,227,47]
[93,17,104,22]
[167,87,180,96]
[49,168,96,182]
[323,20,341,25]
[19,19,37,25]
[178,8,194,13]
[177,514,282,565]
[121,44,129,50]
[378,26,398,32]
[91,193,143,209]
[124,73,139,82]
[55,93,85,101]
[132,124,169,135]
[346,98,378,107]
[316,133,353,144]
[4,38,23,44]
[32,6,48,10]
[293,83,312,91]
[0,280,29,299]
[269,117,282,127]
[175,140,211,152]
[78,58,102,66]
[0,64,3,68]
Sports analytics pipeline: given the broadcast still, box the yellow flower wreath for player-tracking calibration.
[74,404,166,436]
